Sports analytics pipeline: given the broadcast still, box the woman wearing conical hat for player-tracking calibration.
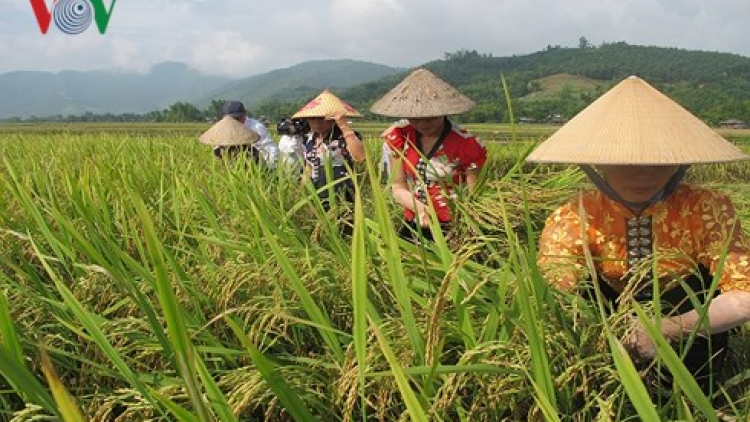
[292,90,365,233]
[371,68,487,242]
[530,75,750,390]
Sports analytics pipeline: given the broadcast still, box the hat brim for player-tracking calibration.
[199,116,260,146]
[292,89,363,119]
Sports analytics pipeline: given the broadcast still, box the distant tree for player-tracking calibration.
[204,99,227,121]
[254,99,303,122]
[464,102,504,123]
[163,102,202,122]
[146,110,163,122]
[444,49,482,61]
[527,80,542,93]
[579,36,590,49]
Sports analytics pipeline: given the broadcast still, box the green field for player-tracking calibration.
[0,123,749,421]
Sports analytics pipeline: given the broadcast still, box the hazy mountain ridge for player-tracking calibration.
[195,59,405,110]
[0,59,403,119]
[0,62,230,118]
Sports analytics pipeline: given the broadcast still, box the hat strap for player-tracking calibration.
[416,118,452,158]
[580,165,688,213]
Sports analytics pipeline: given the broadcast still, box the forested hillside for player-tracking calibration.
[333,42,750,125]
[198,59,403,111]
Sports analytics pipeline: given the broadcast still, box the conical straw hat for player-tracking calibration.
[291,89,362,119]
[198,115,260,146]
[526,75,748,165]
[370,68,475,118]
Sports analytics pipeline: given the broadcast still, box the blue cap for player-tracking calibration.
[223,100,246,116]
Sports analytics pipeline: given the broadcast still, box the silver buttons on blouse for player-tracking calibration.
[626,216,654,300]
[626,217,653,262]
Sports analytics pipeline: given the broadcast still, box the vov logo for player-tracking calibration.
[29,0,118,35]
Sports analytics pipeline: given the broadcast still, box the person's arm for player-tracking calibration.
[465,167,480,192]
[665,291,750,336]
[460,136,487,193]
[256,121,273,143]
[626,291,750,360]
[329,113,365,162]
[249,120,279,163]
[391,155,431,227]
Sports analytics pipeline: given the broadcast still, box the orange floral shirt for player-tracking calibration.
[538,184,750,293]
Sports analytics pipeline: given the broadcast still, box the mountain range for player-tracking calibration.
[0,60,402,119]
[1,43,748,122]
[0,62,230,119]
[196,59,404,111]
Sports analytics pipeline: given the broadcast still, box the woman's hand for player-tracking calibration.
[417,205,431,228]
[623,316,685,362]
[622,289,750,361]
[623,321,657,362]
[326,112,365,162]
[325,112,348,129]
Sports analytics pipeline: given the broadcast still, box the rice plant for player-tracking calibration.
[0,125,748,421]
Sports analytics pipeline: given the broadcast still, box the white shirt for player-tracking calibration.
[244,118,279,168]
[278,134,305,169]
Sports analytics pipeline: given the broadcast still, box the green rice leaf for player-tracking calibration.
[363,141,425,361]
[350,172,370,421]
[40,349,86,422]
[0,348,57,413]
[195,358,238,422]
[0,290,24,369]
[606,333,661,421]
[369,320,428,422]
[245,193,344,362]
[28,237,166,418]
[149,388,201,422]
[632,303,718,421]
[134,197,214,421]
[226,317,320,422]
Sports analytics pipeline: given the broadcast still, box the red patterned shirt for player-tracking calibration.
[384,121,487,222]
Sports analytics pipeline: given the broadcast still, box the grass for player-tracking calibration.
[0,123,748,421]
[519,74,603,101]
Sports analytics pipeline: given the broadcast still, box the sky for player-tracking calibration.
[1,0,749,79]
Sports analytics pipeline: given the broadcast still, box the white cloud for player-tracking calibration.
[191,31,267,77]
[332,0,404,17]
[109,37,149,72]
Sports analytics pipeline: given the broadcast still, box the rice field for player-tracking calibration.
[0,123,749,421]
